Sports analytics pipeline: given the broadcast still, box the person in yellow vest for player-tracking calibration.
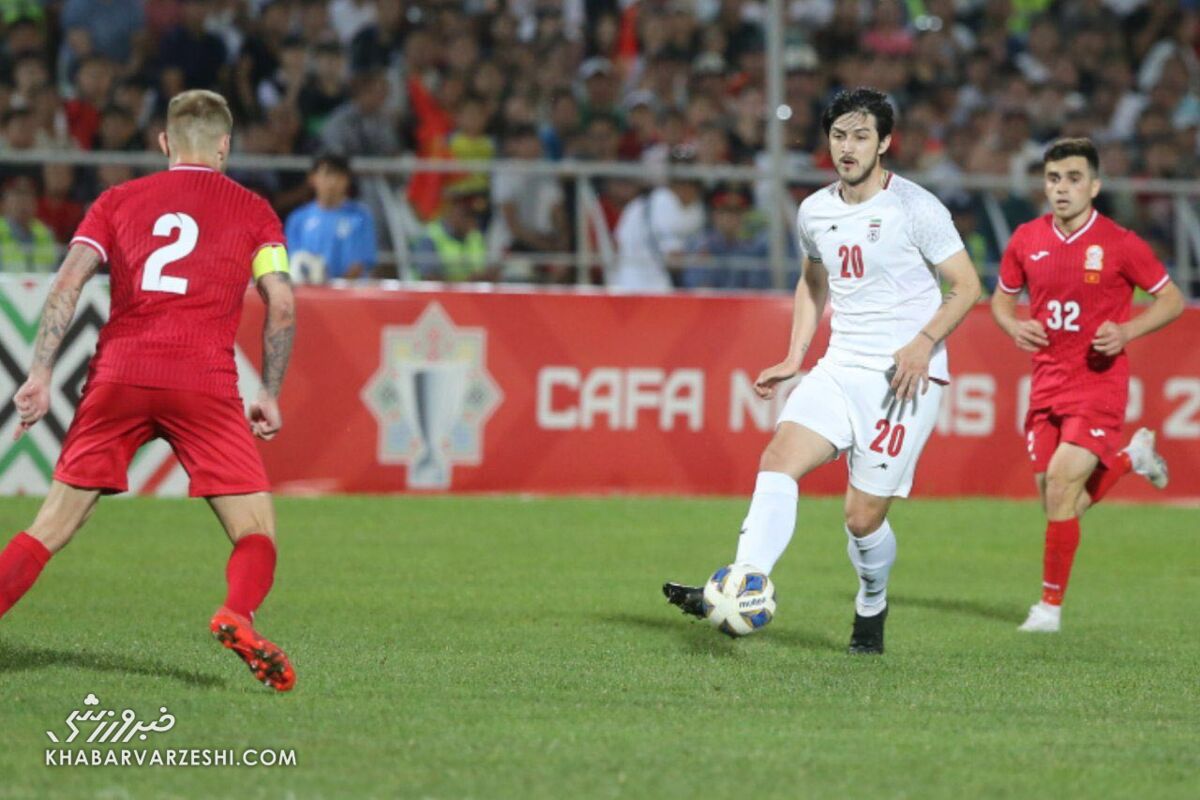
[414,185,496,282]
[0,177,59,273]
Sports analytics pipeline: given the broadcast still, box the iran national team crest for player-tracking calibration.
[867,217,882,242]
[361,303,502,489]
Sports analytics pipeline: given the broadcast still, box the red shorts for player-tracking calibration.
[55,382,270,497]
[1024,407,1122,473]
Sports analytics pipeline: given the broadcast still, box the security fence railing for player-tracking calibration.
[1,149,1197,297]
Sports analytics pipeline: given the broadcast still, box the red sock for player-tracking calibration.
[224,534,276,620]
[1041,518,1081,606]
[1085,450,1132,505]
[0,532,52,620]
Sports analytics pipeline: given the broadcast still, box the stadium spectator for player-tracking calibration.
[97,105,140,151]
[578,57,621,125]
[682,186,769,290]
[329,0,378,46]
[492,124,567,277]
[298,41,349,138]
[158,0,228,91]
[0,177,58,273]
[349,0,405,73]
[414,185,492,283]
[446,94,495,196]
[37,163,85,244]
[611,150,706,291]
[284,154,377,281]
[60,0,147,73]
[319,69,399,157]
[65,56,115,150]
[0,107,41,183]
[11,53,48,109]
[233,1,293,118]
[539,89,580,161]
[255,35,307,114]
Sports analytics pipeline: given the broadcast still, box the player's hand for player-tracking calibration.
[754,361,801,400]
[891,335,933,400]
[12,374,50,440]
[1011,319,1049,352]
[1091,320,1129,356]
[248,390,282,441]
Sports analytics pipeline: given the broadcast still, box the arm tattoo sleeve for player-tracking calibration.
[30,245,101,373]
[261,275,296,397]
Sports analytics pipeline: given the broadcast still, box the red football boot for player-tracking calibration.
[210,606,296,692]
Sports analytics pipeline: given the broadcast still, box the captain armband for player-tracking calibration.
[252,245,290,280]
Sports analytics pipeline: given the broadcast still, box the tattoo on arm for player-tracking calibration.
[260,274,295,397]
[31,245,101,374]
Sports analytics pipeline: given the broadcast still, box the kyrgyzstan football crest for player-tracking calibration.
[1084,245,1104,284]
[867,217,882,242]
[361,302,502,489]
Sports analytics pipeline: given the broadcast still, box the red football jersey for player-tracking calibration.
[70,164,284,398]
[998,210,1170,425]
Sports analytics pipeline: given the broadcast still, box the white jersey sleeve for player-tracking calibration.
[894,180,966,266]
[795,206,822,262]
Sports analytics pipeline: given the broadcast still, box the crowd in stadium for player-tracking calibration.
[0,0,1194,287]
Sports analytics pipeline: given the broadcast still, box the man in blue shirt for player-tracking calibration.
[284,154,377,281]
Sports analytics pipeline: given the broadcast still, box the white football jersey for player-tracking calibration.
[795,173,965,381]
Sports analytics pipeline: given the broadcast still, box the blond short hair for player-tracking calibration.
[166,90,233,154]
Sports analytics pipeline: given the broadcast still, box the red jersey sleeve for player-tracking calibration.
[250,196,286,259]
[997,227,1026,294]
[1120,232,1171,294]
[69,189,117,263]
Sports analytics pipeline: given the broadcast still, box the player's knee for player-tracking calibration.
[1043,473,1081,515]
[758,438,793,475]
[844,508,885,538]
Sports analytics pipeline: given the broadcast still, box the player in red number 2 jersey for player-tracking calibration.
[0,91,298,690]
[992,138,1184,633]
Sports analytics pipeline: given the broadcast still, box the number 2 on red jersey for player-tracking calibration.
[142,212,199,295]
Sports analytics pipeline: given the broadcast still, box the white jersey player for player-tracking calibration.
[664,88,983,653]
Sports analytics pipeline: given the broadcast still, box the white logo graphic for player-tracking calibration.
[1084,244,1104,271]
[1030,251,1050,262]
[46,695,175,744]
[1090,428,1106,437]
[361,303,502,489]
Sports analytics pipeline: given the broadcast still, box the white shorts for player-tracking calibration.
[778,360,943,498]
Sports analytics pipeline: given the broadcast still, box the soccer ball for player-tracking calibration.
[702,564,776,637]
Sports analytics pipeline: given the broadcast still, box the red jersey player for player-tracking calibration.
[0,91,298,690]
[992,138,1184,633]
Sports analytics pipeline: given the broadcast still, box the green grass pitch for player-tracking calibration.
[0,495,1196,799]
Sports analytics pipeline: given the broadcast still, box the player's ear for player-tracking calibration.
[1089,176,1101,200]
[877,133,892,157]
[218,134,231,163]
[157,131,170,158]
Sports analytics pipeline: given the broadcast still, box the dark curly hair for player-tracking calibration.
[820,88,895,139]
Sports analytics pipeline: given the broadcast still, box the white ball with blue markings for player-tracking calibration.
[702,564,776,637]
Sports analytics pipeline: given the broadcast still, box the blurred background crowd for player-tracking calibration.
[0,0,1195,290]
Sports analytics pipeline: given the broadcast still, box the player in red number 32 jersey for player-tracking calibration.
[0,91,299,690]
[992,138,1184,633]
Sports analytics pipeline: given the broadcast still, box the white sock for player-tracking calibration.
[733,472,798,574]
[845,519,896,617]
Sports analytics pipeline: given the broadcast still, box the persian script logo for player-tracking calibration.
[362,303,502,489]
[46,694,175,745]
